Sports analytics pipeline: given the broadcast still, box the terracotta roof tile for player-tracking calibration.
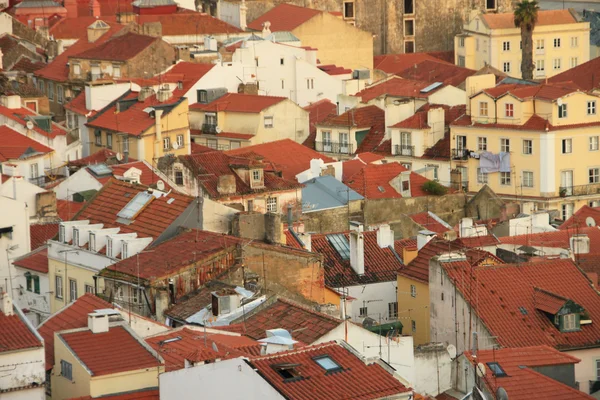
[64,91,96,117]
[344,162,433,199]
[73,0,134,17]
[136,13,242,35]
[30,223,59,250]
[482,9,577,30]
[190,142,214,154]
[302,99,337,148]
[189,93,286,113]
[56,199,84,221]
[68,149,118,167]
[10,57,45,73]
[391,111,429,129]
[226,139,334,181]
[374,52,455,75]
[454,235,500,248]
[442,258,600,349]
[38,293,112,370]
[396,60,475,87]
[0,125,54,161]
[356,152,385,163]
[560,205,600,230]
[164,281,236,321]
[13,247,49,273]
[0,304,42,353]
[247,3,321,32]
[73,32,158,61]
[549,57,600,91]
[410,212,451,234]
[354,77,435,102]
[481,82,578,101]
[49,16,117,40]
[60,325,161,376]
[68,388,159,400]
[451,113,600,132]
[249,341,411,400]
[533,287,569,314]
[499,226,600,249]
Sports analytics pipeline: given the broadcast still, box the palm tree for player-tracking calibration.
[514,0,539,80]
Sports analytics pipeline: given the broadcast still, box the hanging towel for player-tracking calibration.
[499,152,511,173]
[479,151,500,173]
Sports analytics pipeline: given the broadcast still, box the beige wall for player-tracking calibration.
[49,258,101,313]
[90,367,162,398]
[397,276,429,345]
[52,332,93,400]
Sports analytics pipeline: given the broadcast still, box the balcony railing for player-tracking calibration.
[315,141,354,155]
[451,148,469,160]
[560,183,600,197]
[202,123,218,134]
[393,145,415,157]
[29,176,46,187]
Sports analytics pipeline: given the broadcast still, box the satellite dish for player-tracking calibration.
[172,142,181,150]
[215,126,222,134]
[496,387,509,400]
[447,344,457,359]
[586,216,596,227]
[116,152,123,161]
[476,362,487,378]
[26,121,34,130]
[156,180,165,191]
[557,98,563,106]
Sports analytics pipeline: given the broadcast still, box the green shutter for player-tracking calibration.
[33,275,40,294]
[25,272,32,292]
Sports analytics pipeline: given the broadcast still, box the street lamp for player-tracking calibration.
[58,249,79,304]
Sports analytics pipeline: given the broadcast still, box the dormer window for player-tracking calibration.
[562,313,579,331]
[73,228,79,246]
[59,224,66,243]
[250,169,264,188]
[89,233,96,252]
[122,242,128,259]
[107,238,113,258]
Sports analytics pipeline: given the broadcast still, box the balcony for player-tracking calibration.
[315,141,354,155]
[559,183,600,197]
[451,148,469,160]
[590,380,600,395]
[393,145,415,157]
[202,123,218,134]
[29,176,46,187]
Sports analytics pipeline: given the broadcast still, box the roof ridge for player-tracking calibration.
[249,340,338,361]
[275,297,342,323]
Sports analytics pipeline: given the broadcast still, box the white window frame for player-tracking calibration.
[562,203,574,220]
[266,197,278,213]
[570,57,578,68]
[553,58,561,71]
[558,104,568,119]
[590,136,599,151]
[562,138,572,154]
[505,103,514,118]
[477,168,488,184]
[113,64,121,78]
[89,233,96,252]
[563,313,576,330]
[588,101,596,116]
[55,275,63,299]
[501,138,510,153]
[523,139,532,155]
[502,41,510,51]
[522,171,534,188]
[479,102,488,117]
[388,302,398,319]
[264,116,274,128]
[590,168,600,184]
[500,171,511,186]
[571,36,578,47]
[163,137,170,150]
[478,137,487,151]
[73,64,81,75]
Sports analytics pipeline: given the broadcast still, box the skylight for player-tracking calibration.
[88,163,113,177]
[117,191,153,220]
[420,82,443,93]
[327,234,350,260]
[313,355,342,372]
[487,362,507,377]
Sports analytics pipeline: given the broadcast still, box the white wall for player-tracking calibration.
[566,347,600,395]
[345,281,399,323]
[0,177,46,218]
[201,197,238,234]
[0,196,30,296]
[159,357,284,400]
[13,265,50,327]
[52,168,103,201]
[183,62,246,106]
[413,346,452,397]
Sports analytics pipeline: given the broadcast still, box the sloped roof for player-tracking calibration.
[10,57,45,73]
[354,77,436,102]
[30,223,59,250]
[481,9,577,30]
[64,91,96,117]
[301,175,363,212]
[442,258,600,349]
[499,226,600,249]
[13,247,49,273]
[0,303,42,354]
[38,293,112,370]
[533,287,570,314]
[68,148,118,167]
[136,12,242,35]
[410,212,452,234]
[60,325,161,376]
[72,32,158,61]
[319,105,386,153]
[56,199,84,221]
[560,205,600,230]
[374,52,455,75]
[0,104,68,139]
[396,60,475,87]
[249,341,411,400]
[480,82,578,101]
[0,126,53,161]
[549,57,600,91]
[164,280,235,322]
[247,3,321,32]
[303,99,337,148]
[226,139,335,181]
[48,16,117,40]
[190,93,287,113]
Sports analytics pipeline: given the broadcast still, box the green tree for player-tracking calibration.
[514,0,539,80]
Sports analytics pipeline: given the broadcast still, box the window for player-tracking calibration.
[122,137,129,153]
[457,56,465,67]
[501,138,510,153]
[33,275,40,294]
[205,113,217,126]
[266,197,277,213]
[69,279,77,302]
[25,273,33,292]
[73,228,79,246]
[60,360,72,380]
[428,164,439,180]
[558,104,568,119]
[247,199,253,211]
[562,313,578,331]
[502,41,510,51]
[404,0,414,14]
[230,141,241,149]
[252,169,261,182]
[59,225,65,243]
[113,65,121,78]
[343,1,354,18]
[359,307,368,317]
[106,133,112,149]
[388,302,398,319]
[536,59,545,73]
[570,57,578,68]
[122,242,128,259]
[505,103,514,118]
[55,275,63,299]
[571,36,578,47]
[411,320,416,333]
[175,170,184,185]
[477,168,488,184]
[89,233,96,252]
[503,62,510,73]
[163,137,171,150]
[590,168,600,184]
[85,284,94,294]
[536,39,545,50]
[280,79,285,89]
[314,355,342,372]
[486,0,496,9]
[479,102,488,117]
[322,131,331,144]
[554,38,561,48]
[590,136,599,151]
[410,284,416,297]
[500,172,511,185]
[264,116,274,128]
[588,101,596,115]
[30,163,39,179]
[107,238,113,258]
[522,171,534,187]
[306,78,314,89]
[597,359,600,380]
[38,80,44,92]
[48,83,54,100]
[523,139,532,154]
[487,362,507,377]
[562,138,572,154]
[198,90,208,103]
[553,58,561,70]
[562,203,574,220]
[459,37,465,47]
[95,130,101,146]
[73,64,81,75]
[57,86,64,104]
[477,137,487,151]
[404,19,415,36]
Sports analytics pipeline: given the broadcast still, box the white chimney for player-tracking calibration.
[239,0,247,31]
[310,158,324,178]
[350,230,365,275]
[571,234,590,255]
[0,95,21,109]
[297,232,311,252]
[459,217,474,238]
[204,36,217,52]
[88,312,110,333]
[262,21,271,37]
[377,224,394,248]
[0,292,13,316]
[259,329,297,355]
[417,230,436,251]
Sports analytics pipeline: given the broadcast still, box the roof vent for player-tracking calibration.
[0,292,13,316]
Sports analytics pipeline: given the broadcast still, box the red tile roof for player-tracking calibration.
[73,178,194,240]
[64,91,96,117]
[30,222,59,250]
[396,60,475,87]
[318,64,352,75]
[48,16,117,40]
[68,388,159,400]
[190,93,286,113]
[72,32,158,61]
[226,139,334,181]
[374,52,455,75]
[238,298,341,344]
[464,346,591,400]
[303,99,338,148]
[442,258,600,349]
[247,3,321,32]
[410,212,451,234]
[533,287,569,314]
[344,162,432,199]
[454,234,500,248]
[13,247,49,273]
[391,111,430,129]
[319,105,386,154]
[311,230,407,287]
[0,302,42,353]
[499,226,600,249]
[60,325,161,376]
[451,112,600,133]
[56,199,84,221]
[354,77,436,102]
[102,161,173,190]
[560,205,600,230]
[190,142,214,154]
[481,82,578,101]
[249,341,411,400]
[356,152,385,163]
[11,56,45,73]
[38,293,112,370]
[104,229,242,282]
[482,9,577,29]
[146,327,260,371]
[0,125,54,161]
[68,149,119,167]
[136,12,242,35]
[549,57,600,91]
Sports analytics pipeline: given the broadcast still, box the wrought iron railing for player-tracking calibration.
[202,123,218,134]
[315,141,354,154]
[560,183,600,197]
[451,148,469,160]
[393,144,415,157]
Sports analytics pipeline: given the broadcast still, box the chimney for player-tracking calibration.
[154,108,164,145]
[459,217,474,238]
[64,0,77,18]
[0,95,22,109]
[0,292,13,316]
[138,87,155,102]
[417,230,435,250]
[87,312,109,333]
[157,87,172,103]
[350,229,365,275]
[90,0,100,17]
[239,0,247,31]
[297,232,312,251]
[376,224,394,248]
[571,234,590,255]
[262,21,271,37]
[217,175,236,195]
[259,329,297,355]
[402,245,418,264]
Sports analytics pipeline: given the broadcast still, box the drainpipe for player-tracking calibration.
[154,109,164,159]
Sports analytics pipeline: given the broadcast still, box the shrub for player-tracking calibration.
[422,180,448,196]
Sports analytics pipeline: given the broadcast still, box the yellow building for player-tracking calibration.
[51,311,163,400]
[455,9,589,79]
[86,89,190,165]
[450,75,600,219]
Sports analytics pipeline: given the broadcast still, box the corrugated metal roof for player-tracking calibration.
[301,175,363,212]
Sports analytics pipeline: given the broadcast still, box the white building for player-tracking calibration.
[0,194,30,299]
[12,246,51,326]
